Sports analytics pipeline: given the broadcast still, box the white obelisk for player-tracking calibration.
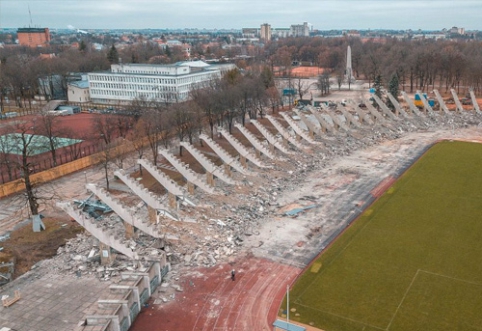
[345,45,354,82]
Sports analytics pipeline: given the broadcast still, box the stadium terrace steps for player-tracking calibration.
[114,169,179,221]
[372,94,399,121]
[218,128,268,168]
[179,141,237,185]
[86,183,164,238]
[266,115,306,150]
[234,123,278,160]
[280,111,318,144]
[293,108,323,137]
[199,133,253,175]
[57,201,137,259]
[307,106,337,133]
[158,148,216,194]
[250,119,293,155]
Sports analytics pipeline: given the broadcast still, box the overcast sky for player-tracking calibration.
[0,0,480,31]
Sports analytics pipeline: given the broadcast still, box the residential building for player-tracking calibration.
[260,23,272,41]
[242,28,258,38]
[449,26,465,35]
[346,30,361,38]
[17,28,51,47]
[272,28,290,39]
[88,61,236,105]
[290,22,310,37]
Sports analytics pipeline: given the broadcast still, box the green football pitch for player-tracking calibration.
[285,141,482,331]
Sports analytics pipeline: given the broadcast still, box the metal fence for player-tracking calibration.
[0,142,101,185]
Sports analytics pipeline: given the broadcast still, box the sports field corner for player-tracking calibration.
[284,140,482,331]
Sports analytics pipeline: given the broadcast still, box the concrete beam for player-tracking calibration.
[218,128,267,168]
[266,115,306,150]
[450,89,464,113]
[433,90,450,115]
[401,91,424,117]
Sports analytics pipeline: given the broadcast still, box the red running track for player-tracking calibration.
[130,256,301,331]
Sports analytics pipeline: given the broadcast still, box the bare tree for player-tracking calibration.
[171,103,191,156]
[221,85,240,134]
[9,121,40,215]
[317,73,331,96]
[98,140,117,191]
[184,101,203,145]
[266,86,281,114]
[128,118,148,175]
[36,111,63,166]
[114,114,135,140]
[191,79,223,139]
[294,75,312,101]
[65,138,85,161]
[142,104,171,165]
[92,114,118,145]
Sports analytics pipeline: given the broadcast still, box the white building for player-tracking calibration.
[272,28,290,39]
[290,22,310,37]
[88,61,236,105]
[67,80,90,103]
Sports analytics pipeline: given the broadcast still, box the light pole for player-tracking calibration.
[84,171,87,184]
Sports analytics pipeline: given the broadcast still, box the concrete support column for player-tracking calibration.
[187,181,195,194]
[224,163,231,177]
[168,192,176,209]
[295,134,301,142]
[100,242,113,266]
[255,149,261,158]
[282,138,288,149]
[124,222,135,239]
[240,155,246,167]
[147,206,156,224]
[269,144,275,155]
[206,172,214,186]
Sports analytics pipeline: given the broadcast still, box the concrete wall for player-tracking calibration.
[79,262,163,331]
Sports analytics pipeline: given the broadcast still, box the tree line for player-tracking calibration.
[266,36,482,94]
[0,62,281,218]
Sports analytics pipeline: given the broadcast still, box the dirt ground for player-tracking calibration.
[273,66,326,78]
[0,216,83,279]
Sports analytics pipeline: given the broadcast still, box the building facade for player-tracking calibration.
[88,62,235,105]
[272,28,290,39]
[17,28,51,47]
[290,22,310,37]
[67,81,90,103]
[260,23,272,41]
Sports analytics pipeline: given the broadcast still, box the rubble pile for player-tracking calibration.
[31,108,482,299]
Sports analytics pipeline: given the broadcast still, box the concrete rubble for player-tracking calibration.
[9,96,482,306]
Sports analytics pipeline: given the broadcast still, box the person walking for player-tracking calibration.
[231,269,235,281]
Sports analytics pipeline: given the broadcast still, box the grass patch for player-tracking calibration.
[284,141,482,331]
